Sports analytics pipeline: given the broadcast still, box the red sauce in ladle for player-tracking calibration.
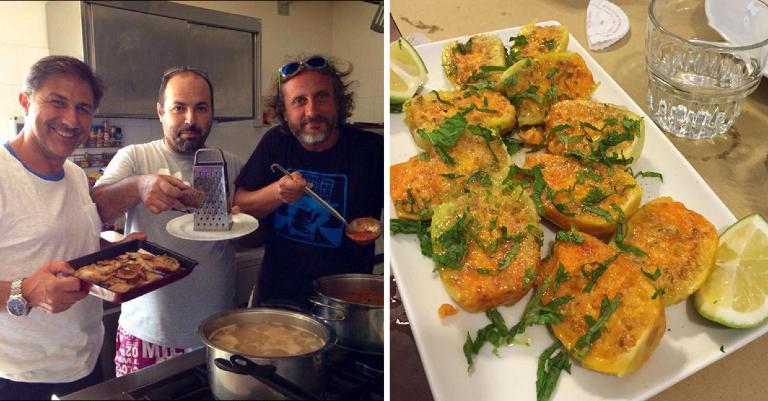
[346,217,382,244]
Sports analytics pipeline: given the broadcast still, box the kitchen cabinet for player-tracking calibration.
[47,1,261,121]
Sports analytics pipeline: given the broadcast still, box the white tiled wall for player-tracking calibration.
[0,1,48,142]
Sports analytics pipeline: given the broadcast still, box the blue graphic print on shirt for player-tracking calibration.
[273,169,347,248]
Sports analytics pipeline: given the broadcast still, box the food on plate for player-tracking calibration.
[616,197,718,306]
[391,37,429,105]
[430,186,541,312]
[210,321,325,356]
[497,52,596,126]
[74,251,180,293]
[508,23,570,62]
[403,89,516,150]
[521,153,642,235]
[539,232,666,377]
[179,187,206,208]
[441,34,508,88]
[390,125,510,220]
[543,100,645,165]
[438,303,459,318]
[694,213,768,328]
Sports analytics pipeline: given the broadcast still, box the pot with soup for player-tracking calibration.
[198,308,336,400]
[310,274,384,354]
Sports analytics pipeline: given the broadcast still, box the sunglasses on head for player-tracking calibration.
[278,56,330,82]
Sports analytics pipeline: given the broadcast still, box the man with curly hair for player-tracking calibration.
[234,55,383,308]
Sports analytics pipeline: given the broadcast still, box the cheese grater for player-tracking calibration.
[193,148,232,231]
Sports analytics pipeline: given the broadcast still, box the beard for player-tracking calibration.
[289,114,337,145]
[173,123,210,153]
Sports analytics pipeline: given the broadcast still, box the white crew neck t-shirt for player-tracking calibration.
[95,140,242,348]
[0,143,103,383]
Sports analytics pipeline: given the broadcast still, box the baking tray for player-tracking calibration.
[68,239,198,303]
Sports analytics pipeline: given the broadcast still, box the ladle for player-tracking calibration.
[270,163,382,244]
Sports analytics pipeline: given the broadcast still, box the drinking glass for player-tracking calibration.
[646,0,768,139]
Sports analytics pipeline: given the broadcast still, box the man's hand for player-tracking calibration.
[137,174,190,214]
[22,261,88,314]
[277,171,307,204]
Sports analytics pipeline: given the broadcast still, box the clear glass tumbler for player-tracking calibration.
[646,0,768,139]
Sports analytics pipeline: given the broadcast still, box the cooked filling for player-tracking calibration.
[210,322,325,356]
[74,251,180,293]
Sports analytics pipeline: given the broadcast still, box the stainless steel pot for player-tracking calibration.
[198,308,336,400]
[310,274,384,354]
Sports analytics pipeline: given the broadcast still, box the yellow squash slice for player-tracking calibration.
[497,52,596,126]
[522,153,642,236]
[616,197,718,306]
[431,186,541,312]
[403,89,516,150]
[390,130,510,220]
[442,34,508,89]
[509,23,569,61]
[544,100,645,165]
[540,232,666,377]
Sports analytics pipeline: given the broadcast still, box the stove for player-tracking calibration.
[123,347,383,400]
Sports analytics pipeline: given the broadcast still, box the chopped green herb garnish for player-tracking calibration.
[634,170,664,182]
[641,267,662,281]
[651,288,666,299]
[416,112,469,165]
[546,66,560,79]
[580,254,619,293]
[536,342,572,401]
[390,102,404,113]
[556,229,584,244]
[611,203,647,257]
[543,38,556,50]
[465,169,493,186]
[433,212,471,269]
[572,295,622,360]
[431,90,454,106]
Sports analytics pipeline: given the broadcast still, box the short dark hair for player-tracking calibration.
[158,66,215,113]
[270,55,355,128]
[23,55,105,108]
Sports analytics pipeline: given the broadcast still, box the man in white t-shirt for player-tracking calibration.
[91,66,242,377]
[0,56,144,400]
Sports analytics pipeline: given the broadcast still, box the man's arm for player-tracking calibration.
[92,174,190,222]
[1,262,88,314]
[234,171,307,219]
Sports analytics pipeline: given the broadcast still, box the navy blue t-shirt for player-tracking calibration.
[235,124,383,307]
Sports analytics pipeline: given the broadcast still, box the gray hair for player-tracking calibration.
[23,55,105,107]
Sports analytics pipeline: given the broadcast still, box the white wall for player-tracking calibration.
[0,1,49,142]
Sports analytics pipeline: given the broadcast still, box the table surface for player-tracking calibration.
[389,1,768,400]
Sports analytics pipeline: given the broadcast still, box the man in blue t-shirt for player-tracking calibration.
[234,55,383,308]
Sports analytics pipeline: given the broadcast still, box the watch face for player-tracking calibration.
[7,298,27,316]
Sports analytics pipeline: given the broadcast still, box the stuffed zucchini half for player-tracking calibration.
[430,186,541,312]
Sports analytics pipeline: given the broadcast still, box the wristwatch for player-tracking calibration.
[7,278,30,317]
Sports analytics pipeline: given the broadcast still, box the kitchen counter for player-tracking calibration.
[59,348,206,400]
[390,1,768,401]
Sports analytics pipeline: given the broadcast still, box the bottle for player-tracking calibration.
[113,127,123,147]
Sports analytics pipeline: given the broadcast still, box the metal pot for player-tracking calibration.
[198,308,336,400]
[310,274,384,354]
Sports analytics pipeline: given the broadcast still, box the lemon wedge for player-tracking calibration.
[390,38,428,105]
[694,213,768,328]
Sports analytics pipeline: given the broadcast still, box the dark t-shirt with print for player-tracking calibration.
[235,124,384,307]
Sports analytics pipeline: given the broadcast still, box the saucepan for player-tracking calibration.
[199,308,336,400]
[310,274,384,354]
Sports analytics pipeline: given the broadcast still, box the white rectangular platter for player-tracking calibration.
[389,22,765,401]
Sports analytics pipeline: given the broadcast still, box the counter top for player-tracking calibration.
[390,1,768,401]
